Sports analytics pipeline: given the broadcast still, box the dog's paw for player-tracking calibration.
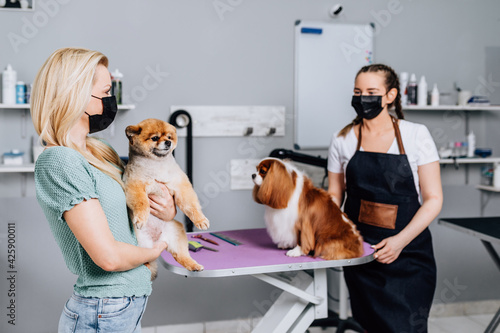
[133,217,145,230]
[286,246,303,257]
[194,218,210,231]
[186,262,204,272]
[133,212,149,230]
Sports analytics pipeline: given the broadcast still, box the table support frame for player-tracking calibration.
[481,240,500,333]
[252,269,327,333]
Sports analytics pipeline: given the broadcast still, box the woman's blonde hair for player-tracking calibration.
[31,47,124,187]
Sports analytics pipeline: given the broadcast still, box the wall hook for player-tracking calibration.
[267,127,276,136]
[244,127,253,136]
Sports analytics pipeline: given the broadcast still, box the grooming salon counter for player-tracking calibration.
[161,228,374,332]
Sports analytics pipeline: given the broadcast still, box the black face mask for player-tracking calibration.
[351,95,385,120]
[85,95,118,134]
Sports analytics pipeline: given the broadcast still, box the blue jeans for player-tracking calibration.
[58,292,148,333]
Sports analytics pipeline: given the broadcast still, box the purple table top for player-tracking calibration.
[160,228,374,277]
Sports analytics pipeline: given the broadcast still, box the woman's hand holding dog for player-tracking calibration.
[149,182,177,222]
[153,241,168,254]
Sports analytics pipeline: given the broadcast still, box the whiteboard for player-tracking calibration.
[294,21,374,149]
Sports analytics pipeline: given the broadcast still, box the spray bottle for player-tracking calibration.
[407,73,418,105]
[400,72,409,106]
[431,83,439,107]
[417,76,428,106]
[111,69,123,104]
[2,64,17,105]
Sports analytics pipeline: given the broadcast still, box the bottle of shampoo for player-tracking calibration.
[418,75,428,106]
[407,73,418,105]
[111,69,123,104]
[494,164,500,188]
[2,64,17,105]
[400,72,409,106]
[467,131,475,158]
[431,83,439,107]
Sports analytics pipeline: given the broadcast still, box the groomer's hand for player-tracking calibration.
[153,241,168,254]
[371,235,406,264]
[149,182,177,222]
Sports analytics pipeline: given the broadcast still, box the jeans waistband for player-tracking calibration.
[72,291,146,305]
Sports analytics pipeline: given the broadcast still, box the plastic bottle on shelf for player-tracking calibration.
[417,76,428,106]
[467,131,475,158]
[461,142,468,158]
[2,64,17,105]
[16,81,26,104]
[111,69,123,104]
[453,142,461,158]
[431,83,439,107]
[407,73,418,105]
[400,72,409,106]
[494,164,500,188]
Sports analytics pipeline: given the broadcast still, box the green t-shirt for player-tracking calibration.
[35,146,151,298]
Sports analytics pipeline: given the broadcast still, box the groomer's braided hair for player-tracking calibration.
[338,64,404,137]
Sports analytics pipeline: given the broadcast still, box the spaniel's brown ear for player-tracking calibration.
[125,125,141,143]
[255,161,296,209]
[252,185,263,204]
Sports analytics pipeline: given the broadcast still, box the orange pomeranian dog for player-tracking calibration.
[252,158,363,260]
[123,119,209,278]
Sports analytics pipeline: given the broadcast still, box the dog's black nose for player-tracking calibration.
[165,140,171,148]
[252,174,256,179]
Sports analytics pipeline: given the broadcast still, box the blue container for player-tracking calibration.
[16,82,26,104]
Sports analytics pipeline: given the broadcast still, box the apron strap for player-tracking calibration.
[356,122,363,151]
[356,117,406,155]
[392,117,406,155]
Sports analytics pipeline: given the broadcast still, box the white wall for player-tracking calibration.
[1,0,500,331]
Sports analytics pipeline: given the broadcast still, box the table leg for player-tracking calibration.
[252,270,327,333]
[309,268,365,333]
[482,240,500,271]
[481,240,500,333]
[485,307,500,333]
[339,269,348,320]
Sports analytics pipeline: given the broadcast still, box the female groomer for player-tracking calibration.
[31,47,176,332]
[328,64,443,332]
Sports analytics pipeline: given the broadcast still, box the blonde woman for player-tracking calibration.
[31,47,175,332]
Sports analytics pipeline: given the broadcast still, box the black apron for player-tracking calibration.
[343,118,436,333]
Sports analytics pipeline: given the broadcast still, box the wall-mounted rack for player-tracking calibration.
[0,103,136,139]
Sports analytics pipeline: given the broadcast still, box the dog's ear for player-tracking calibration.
[255,162,296,209]
[125,125,142,143]
[252,185,263,205]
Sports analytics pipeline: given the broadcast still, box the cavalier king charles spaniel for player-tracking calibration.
[252,158,363,260]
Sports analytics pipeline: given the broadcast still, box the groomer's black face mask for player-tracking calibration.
[85,95,118,134]
[351,95,386,120]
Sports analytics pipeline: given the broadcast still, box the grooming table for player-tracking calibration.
[439,217,500,333]
[160,228,374,332]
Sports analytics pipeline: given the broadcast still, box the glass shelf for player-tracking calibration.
[476,185,500,193]
[0,164,35,173]
[439,157,500,165]
[404,105,500,112]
